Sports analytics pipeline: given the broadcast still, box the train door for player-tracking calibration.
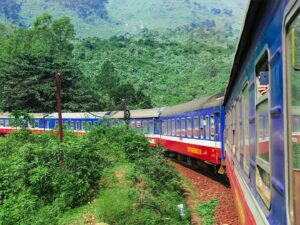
[286,9,300,225]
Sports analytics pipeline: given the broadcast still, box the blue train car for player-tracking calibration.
[158,93,225,167]
[0,112,107,135]
[109,108,163,145]
[223,0,300,224]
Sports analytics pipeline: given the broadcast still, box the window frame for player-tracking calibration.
[285,6,300,224]
[193,116,199,138]
[255,48,272,209]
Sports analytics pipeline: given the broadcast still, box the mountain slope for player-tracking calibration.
[0,0,245,38]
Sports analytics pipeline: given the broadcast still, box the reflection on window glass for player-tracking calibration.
[210,116,214,140]
[76,121,80,130]
[176,118,180,136]
[200,116,204,139]
[187,117,192,137]
[181,118,186,136]
[168,119,171,135]
[172,119,175,136]
[289,15,300,224]
[243,86,250,175]
[206,116,209,139]
[149,120,154,134]
[162,120,167,135]
[257,100,270,162]
[194,117,199,138]
[143,121,148,133]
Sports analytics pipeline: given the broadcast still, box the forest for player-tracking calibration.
[0,13,236,113]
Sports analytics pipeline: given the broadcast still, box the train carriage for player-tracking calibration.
[223,0,300,224]
[0,112,107,135]
[158,93,225,166]
[109,108,163,145]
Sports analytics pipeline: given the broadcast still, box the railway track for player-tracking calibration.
[172,160,240,225]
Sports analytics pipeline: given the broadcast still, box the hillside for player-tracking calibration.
[0,0,245,38]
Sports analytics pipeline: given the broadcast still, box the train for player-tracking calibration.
[1,0,300,224]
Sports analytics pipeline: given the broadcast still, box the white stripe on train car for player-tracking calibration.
[145,134,221,148]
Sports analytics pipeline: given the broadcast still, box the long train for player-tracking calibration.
[1,0,300,224]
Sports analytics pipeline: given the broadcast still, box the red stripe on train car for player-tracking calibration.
[226,151,256,225]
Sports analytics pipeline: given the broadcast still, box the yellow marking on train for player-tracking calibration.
[187,147,202,155]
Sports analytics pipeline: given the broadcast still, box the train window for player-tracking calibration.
[136,120,141,131]
[236,100,241,162]
[187,117,192,137]
[161,120,166,135]
[149,120,154,134]
[206,116,209,139]
[210,115,215,140]
[76,121,80,130]
[176,118,180,136]
[33,120,39,128]
[255,50,271,208]
[168,119,171,135]
[193,116,199,138]
[82,121,87,130]
[287,14,300,224]
[130,120,135,129]
[200,116,204,139]
[256,52,270,100]
[242,86,250,175]
[172,119,175,136]
[181,118,186,136]
[0,120,3,127]
[70,121,74,129]
[155,120,160,133]
[143,120,148,133]
[55,120,59,128]
[46,120,50,129]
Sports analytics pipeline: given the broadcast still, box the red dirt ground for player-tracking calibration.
[173,162,241,225]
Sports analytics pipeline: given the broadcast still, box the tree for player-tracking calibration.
[0,14,86,112]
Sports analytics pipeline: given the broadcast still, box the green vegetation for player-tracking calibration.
[0,125,190,225]
[76,29,236,107]
[0,0,244,38]
[197,198,219,225]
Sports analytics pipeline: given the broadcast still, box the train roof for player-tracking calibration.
[0,112,49,119]
[223,0,261,105]
[48,112,108,119]
[109,108,163,119]
[160,93,224,117]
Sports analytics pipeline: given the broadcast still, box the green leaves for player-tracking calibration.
[197,198,219,225]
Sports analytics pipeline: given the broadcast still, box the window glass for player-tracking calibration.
[176,118,180,136]
[210,116,215,140]
[155,120,160,133]
[136,120,141,131]
[288,17,300,223]
[55,120,59,128]
[243,86,250,175]
[162,120,167,135]
[187,117,192,137]
[172,119,175,136]
[149,120,154,134]
[82,121,87,130]
[181,118,186,136]
[76,121,80,130]
[130,120,135,129]
[168,119,171,135]
[236,101,240,162]
[0,120,4,127]
[46,120,49,129]
[200,116,204,139]
[255,51,271,208]
[239,98,243,164]
[34,120,39,128]
[143,120,148,133]
[70,121,74,129]
[206,116,209,139]
[193,116,199,138]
